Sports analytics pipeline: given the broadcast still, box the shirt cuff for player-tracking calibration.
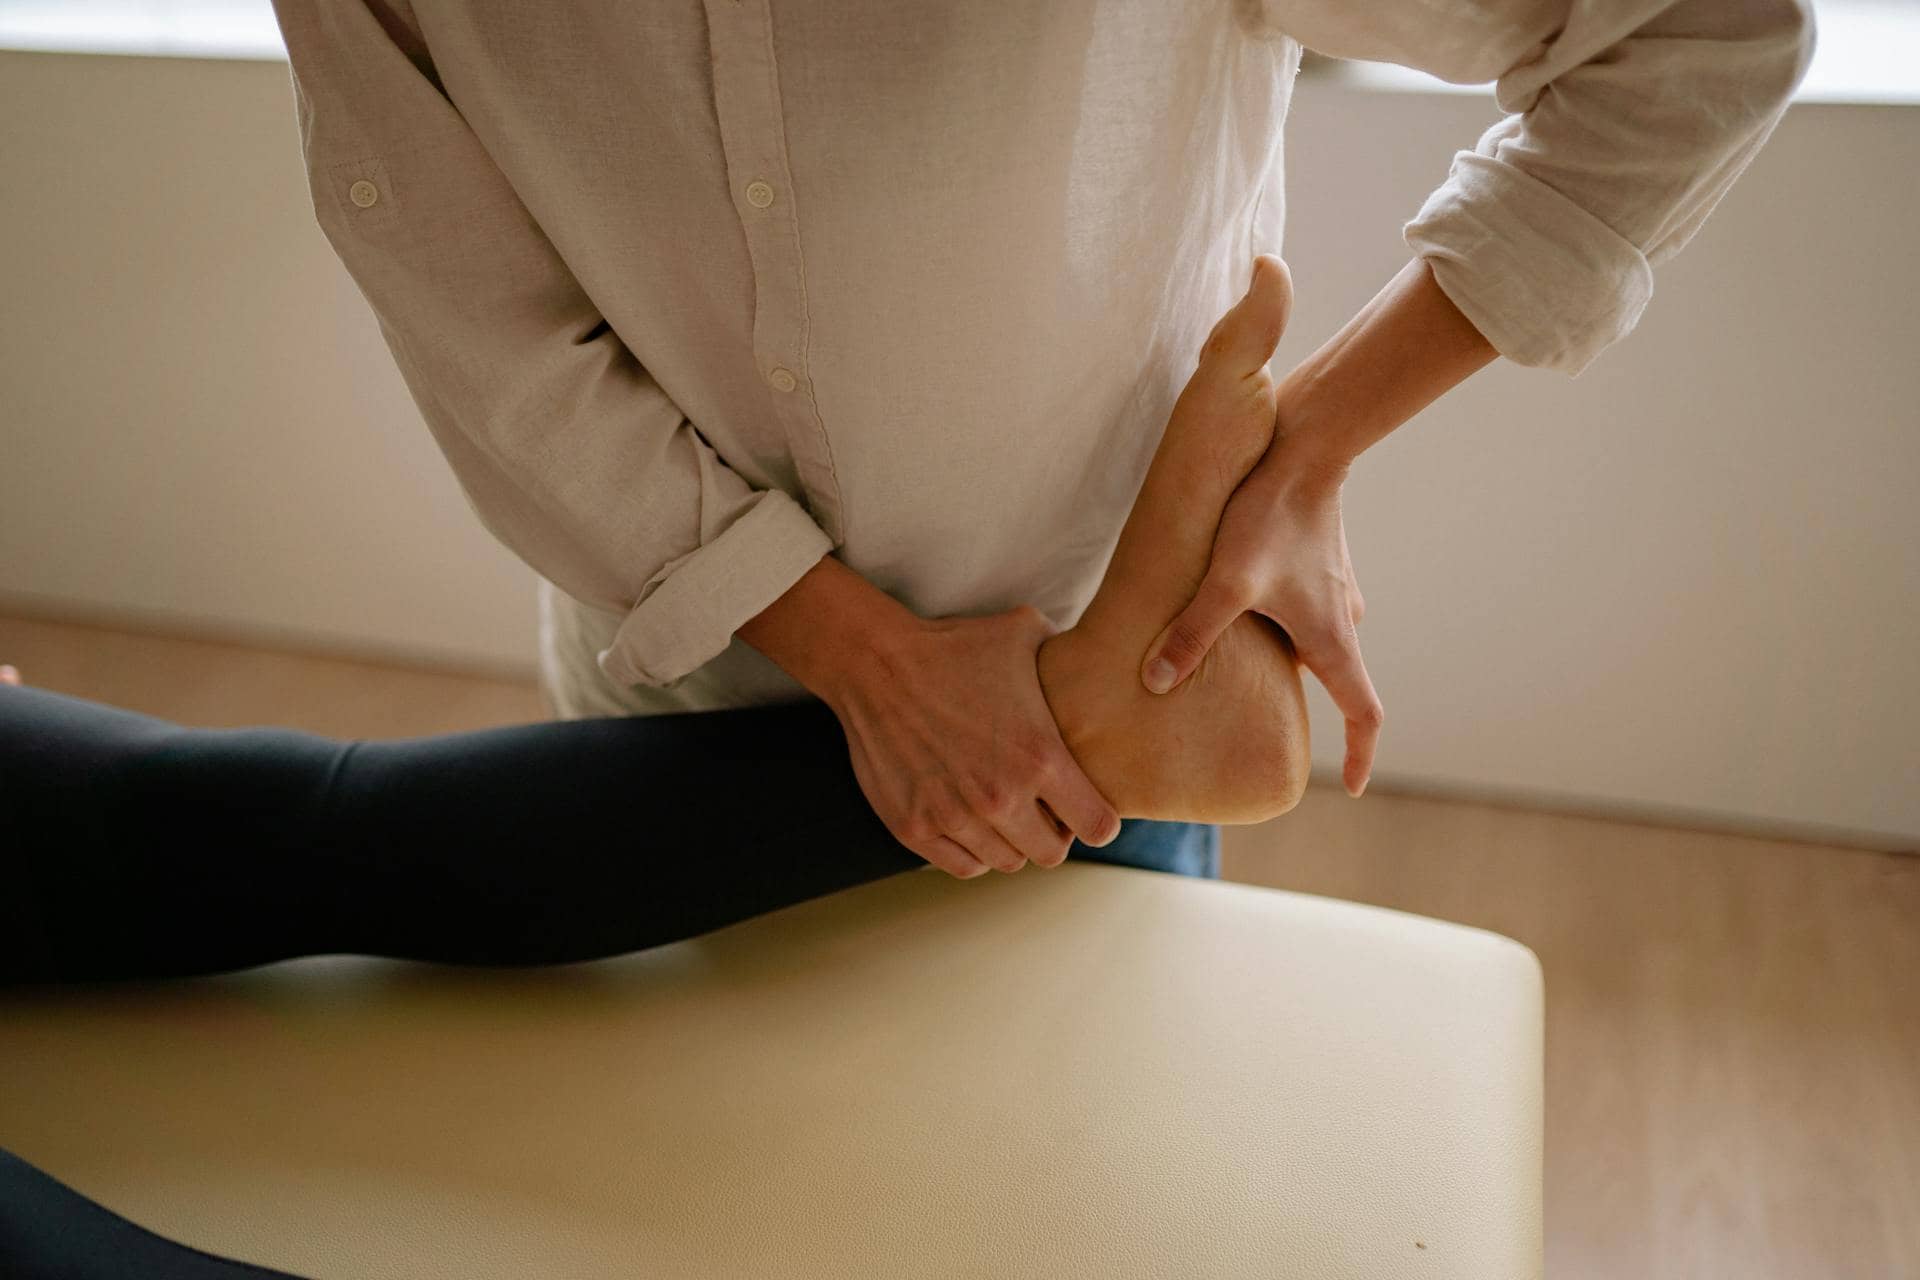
[595,487,834,689]
[1403,149,1654,377]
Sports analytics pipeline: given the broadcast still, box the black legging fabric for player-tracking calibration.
[1,684,923,985]
[0,1147,308,1279]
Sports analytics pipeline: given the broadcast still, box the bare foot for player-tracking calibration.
[1037,255,1310,824]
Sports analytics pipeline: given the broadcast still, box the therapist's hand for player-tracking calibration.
[828,604,1122,878]
[737,555,1121,880]
[1140,439,1382,798]
[1135,254,1500,799]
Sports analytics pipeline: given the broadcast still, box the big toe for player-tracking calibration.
[1198,253,1294,380]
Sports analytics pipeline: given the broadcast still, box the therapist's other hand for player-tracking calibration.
[1140,441,1381,798]
[829,604,1122,879]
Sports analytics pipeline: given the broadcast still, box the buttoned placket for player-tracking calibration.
[703,0,846,545]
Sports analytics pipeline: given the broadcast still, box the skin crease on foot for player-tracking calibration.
[1036,254,1312,826]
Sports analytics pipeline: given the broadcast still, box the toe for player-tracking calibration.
[1199,254,1294,380]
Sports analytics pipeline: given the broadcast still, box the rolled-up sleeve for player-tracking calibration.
[1400,0,1816,375]
[270,0,832,687]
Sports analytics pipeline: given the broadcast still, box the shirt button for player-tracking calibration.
[744,180,776,209]
[768,366,798,393]
[348,179,379,208]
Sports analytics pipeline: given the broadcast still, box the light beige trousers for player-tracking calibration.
[536,578,817,720]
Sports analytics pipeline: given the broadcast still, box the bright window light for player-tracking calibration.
[0,0,285,60]
[1,0,1913,104]
[1324,0,1920,106]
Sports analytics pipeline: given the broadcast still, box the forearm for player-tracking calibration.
[1276,257,1497,477]
[736,554,919,707]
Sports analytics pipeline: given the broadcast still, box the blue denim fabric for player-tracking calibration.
[1071,817,1221,879]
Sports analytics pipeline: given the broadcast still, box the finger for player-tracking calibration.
[1198,253,1295,381]
[1349,583,1366,628]
[995,796,1077,870]
[0,664,19,686]
[1302,630,1384,798]
[1037,750,1121,853]
[950,815,1030,875]
[916,834,993,881]
[1142,570,1247,694]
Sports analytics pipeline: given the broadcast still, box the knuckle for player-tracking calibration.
[1071,805,1117,848]
[1015,732,1056,779]
[903,781,940,823]
[939,804,976,837]
[1158,621,1207,666]
[1208,566,1258,606]
[986,789,1024,824]
[962,772,1007,815]
[1299,615,1347,653]
[923,789,968,834]
[1356,701,1385,730]
[910,839,945,866]
[984,845,1026,874]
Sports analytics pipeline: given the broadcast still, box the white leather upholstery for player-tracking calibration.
[0,862,1543,1278]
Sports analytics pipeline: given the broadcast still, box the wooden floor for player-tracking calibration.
[4,612,1915,1279]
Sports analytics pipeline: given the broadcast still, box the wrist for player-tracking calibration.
[736,554,920,709]
[1268,374,1355,493]
[1266,256,1498,481]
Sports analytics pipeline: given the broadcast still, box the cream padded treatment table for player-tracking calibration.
[0,861,1544,1278]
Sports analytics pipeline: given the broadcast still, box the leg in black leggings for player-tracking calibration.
[1,685,924,985]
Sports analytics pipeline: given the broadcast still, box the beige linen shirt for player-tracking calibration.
[270,0,1813,714]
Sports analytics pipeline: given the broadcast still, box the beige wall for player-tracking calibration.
[2,50,1915,844]
[0,51,538,677]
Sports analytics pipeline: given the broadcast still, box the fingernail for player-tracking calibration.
[1143,658,1176,695]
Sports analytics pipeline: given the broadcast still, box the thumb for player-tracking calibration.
[1141,573,1246,695]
